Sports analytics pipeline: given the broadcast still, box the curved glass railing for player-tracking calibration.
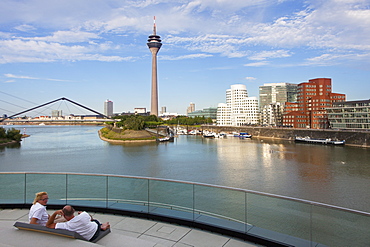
[0,172,369,247]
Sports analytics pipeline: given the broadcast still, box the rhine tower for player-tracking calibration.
[147,16,162,116]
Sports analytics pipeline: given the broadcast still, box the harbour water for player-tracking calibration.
[1,125,370,212]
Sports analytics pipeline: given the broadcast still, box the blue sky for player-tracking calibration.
[1,0,369,116]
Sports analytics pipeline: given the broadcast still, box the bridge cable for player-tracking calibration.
[0,91,38,105]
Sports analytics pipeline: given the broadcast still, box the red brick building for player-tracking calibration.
[283,78,346,129]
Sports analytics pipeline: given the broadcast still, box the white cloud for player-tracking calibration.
[28,30,100,43]
[249,50,291,61]
[14,24,37,32]
[4,74,38,80]
[4,73,71,82]
[0,38,131,64]
[161,53,212,60]
[245,77,257,80]
[244,61,269,67]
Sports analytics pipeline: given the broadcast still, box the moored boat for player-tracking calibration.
[203,131,218,138]
[157,136,174,142]
[234,132,252,138]
[295,136,345,145]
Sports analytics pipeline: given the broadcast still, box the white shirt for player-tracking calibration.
[55,211,98,241]
[29,202,48,226]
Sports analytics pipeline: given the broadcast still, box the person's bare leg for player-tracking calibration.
[101,222,110,230]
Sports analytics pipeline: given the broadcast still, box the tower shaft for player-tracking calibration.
[147,16,162,116]
[150,48,159,116]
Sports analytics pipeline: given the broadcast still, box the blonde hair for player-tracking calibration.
[33,192,48,205]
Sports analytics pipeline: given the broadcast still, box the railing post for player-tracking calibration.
[24,173,27,204]
[106,176,108,209]
[65,174,68,205]
[245,191,247,234]
[192,184,195,222]
[310,203,313,247]
[147,179,150,213]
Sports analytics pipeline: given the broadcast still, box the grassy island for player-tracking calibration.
[99,127,158,143]
[99,114,213,143]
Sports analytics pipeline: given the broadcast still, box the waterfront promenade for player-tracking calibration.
[0,208,261,247]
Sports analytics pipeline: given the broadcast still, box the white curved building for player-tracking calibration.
[217,84,259,126]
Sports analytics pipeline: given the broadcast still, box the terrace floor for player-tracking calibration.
[0,208,264,247]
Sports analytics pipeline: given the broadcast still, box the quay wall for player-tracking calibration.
[201,126,370,147]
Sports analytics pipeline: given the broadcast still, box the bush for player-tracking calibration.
[6,128,22,142]
[0,127,6,138]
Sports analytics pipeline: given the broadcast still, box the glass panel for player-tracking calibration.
[246,193,311,245]
[107,176,149,213]
[149,180,194,220]
[66,174,107,208]
[25,174,67,205]
[312,205,370,247]
[0,173,25,203]
[194,185,246,232]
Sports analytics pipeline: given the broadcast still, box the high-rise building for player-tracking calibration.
[259,83,298,126]
[161,106,167,115]
[259,83,297,109]
[104,99,113,117]
[283,78,346,129]
[187,102,195,115]
[51,110,62,118]
[147,16,162,116]
[217,84,259,126]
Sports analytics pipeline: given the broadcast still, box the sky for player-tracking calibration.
[1,0,370,116]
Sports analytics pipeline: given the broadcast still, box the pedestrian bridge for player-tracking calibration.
[0,172,369,247]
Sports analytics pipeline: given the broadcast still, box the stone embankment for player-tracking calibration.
[202,126,370,147]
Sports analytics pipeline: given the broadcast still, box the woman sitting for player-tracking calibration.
[29,191,50,226]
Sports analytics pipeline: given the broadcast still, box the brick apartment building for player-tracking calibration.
[283,78,346,129]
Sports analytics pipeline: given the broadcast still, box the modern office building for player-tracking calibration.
[160,106,167,115]
[187,102,195,115]
[283,78,346,129]
[147,17,162,116]
[104,99,113,117]
[260,102,283,126]
[259,83,298,126]
[259,83,298,108]
[51,110,62,118]
[327,99,370,130]
[217,84,259,126]
[134,108,147,114]
[187,107,218,120]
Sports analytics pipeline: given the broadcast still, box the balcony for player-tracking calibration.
[1,172,369,247]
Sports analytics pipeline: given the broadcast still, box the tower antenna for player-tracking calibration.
[153,16,156,35]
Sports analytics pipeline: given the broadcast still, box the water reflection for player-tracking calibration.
[0,142,21,152]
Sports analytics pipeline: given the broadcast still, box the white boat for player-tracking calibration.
[157,136,175,142]
[295,136,345,145]
[203,131,217,138]
[234,132,252,138]
[176,129,187,135]
[189,130,201,135]
[218,133,227,138]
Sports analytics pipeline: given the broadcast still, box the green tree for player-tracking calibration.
[0,127,6,138]
[124,116,144,130]
[6,128,22,142]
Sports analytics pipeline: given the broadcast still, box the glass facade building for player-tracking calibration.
[327,99,370,130]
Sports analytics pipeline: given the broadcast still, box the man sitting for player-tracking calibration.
[46,205,110,242]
